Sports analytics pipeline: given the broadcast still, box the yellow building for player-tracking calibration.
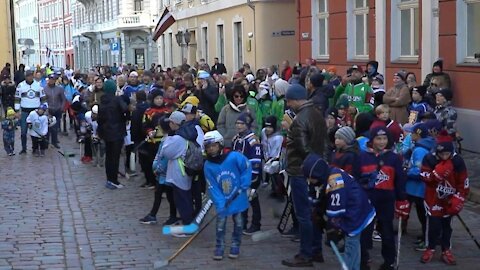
[0,0,14,73]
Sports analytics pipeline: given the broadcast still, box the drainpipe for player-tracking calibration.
[9,0,17,71]
[247,0,256,70]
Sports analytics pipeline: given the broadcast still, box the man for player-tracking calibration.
[141,70,154,93]
[210,57,227,76]
[307,72,334,116]
[44,74,67,148]
[281,60,293,81]
[181,58,191,73]
[15,70,47,154]
[1,63,11,80]
[64,65,74,80]
[34,70,47,88]
[281,84,327,267]
[14,64,26,85]
[196,71,219,123]
[333,65,374,116]
[123,71,143,99]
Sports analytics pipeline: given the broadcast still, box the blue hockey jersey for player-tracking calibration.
[204,151,252,217]
[232,131,263,185]
[325,168,376,236]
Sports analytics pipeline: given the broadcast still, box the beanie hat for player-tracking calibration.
[302,153,330,182]
[150,89,163,100]
[424,119,442,136]
[369,125,390,141]
[273,79,290,97]
[181,103,197,114]
[246,74,255,83]
[264,115,277,130]
[129,71,139,77]
[433,59,443,70]
[437,88,453,101]
[327,66,337,73]
[412,85,427,98]
[309,73,324,87]
[6,107,15,118]
[335,126,356,145]
[167,111,186,125]
[393,72,405,81]
[412,123,429,138]
[285,84,308,100]
[335,94,350,110]
[237,112,254,129]
[372,74,384,85]
[355,112,374,135]
[103,80,117,95]
[325,107,338,119]
[181,95,200,107]
[436,130,454,154]
[198,70,210,79]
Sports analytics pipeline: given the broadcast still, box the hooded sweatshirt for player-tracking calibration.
[406,136,435,198]
[160,134,192,190]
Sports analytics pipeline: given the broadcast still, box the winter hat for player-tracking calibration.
[412,123,429,138]
[424,119,442,136]
[369,125,390,141]
[327,66,337,73]
[335,126,356,145]
[372,74,384,85]
[237,112,254,129]
[309,72,325,87]
[181,103,197,114]
[181,96,200,107]
[39,103,48,111]
[412,85,427,98]
[166,111,186,125]
[436,130,454,154]
[198,70,210,79]
[150,89,163,100]
[335,94,350,110]
[246,74,255,83]
[6,107,15,118]
[355,112,374,136]
[103,80,117,95]
[402,123,414,133]
[437,88,453,101]
[285,84,308,100]
[129,71,139,77]
[393,72,405,81]
[302,153,330,182]
[91,105,99,114]
[325,107,338,119]
[273,79,290,97]
[433,59,443,71]
[264,115,277,129]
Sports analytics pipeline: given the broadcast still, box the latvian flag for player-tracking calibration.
[46,46,52,58]
[152,8,176,42]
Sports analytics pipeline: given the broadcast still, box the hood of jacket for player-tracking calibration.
[415,136,435,151]
[176,119,199,142]
[229,101,247,113]
[1,80,14,87]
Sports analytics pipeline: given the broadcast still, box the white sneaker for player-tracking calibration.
[110,182,124,189]
[372,230,382,242]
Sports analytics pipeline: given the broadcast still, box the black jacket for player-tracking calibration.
[211,63,227,75]
[286,101,327,176]
[1,80,16,109]
[130,101,150,143]
[309,85,334,116]
[14,70,25,85]
[197,83,219,123]
[97,93,128,142]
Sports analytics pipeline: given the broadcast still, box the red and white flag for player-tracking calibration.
[152,8,176,42]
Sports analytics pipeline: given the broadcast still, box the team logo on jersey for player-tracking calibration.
[436,181,456,199]
[26,89,37,99]
[375,170,389,186]
[465,178,470,188]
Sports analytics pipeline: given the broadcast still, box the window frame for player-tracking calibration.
[346,0,369,61]
[311,0,329,60]
[456,0,480,64]
[391,0,419,62]
[216,23,225,64]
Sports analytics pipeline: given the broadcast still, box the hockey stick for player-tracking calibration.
[330,240,348,270]
[457,214,480,249]
[162,199,214,235]
[395,218,402,269]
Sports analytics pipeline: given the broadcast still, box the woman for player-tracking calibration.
[61,75,78,135]
[383,72,411,125]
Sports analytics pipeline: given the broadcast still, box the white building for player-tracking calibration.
[72,0,159,71]
[13,0,41,67]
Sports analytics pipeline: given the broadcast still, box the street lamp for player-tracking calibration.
[175,30,191,65]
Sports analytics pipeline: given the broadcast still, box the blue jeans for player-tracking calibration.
[47,110,62,144]
[344,233,361,270]
[216,213,243,250]
[20,111,30,151]
[290,176,322,258]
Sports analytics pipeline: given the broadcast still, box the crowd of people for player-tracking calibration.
[0,56,470,269]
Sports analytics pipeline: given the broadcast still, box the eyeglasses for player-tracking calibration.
[430,83,438,87]
[234,95,244,98]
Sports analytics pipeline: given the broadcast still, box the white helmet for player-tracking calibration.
[91,105,99,114]
[204,130,224,147]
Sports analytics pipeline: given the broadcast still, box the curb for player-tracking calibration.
[468,187,480,204]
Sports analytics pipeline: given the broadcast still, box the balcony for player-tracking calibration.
[117,13,155,31]
[77,0,95,5]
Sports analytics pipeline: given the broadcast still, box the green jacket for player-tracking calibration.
[215,94,227,113]
[334,82,374,113]
[257,99,273,128]
[271,97,285,127]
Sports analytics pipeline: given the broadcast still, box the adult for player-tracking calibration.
[281,60,293,81]
[196,71,219,123]
[123,71,143,99]
[211,57,227,76]
[44,74,67,148]
[142,70,154,92]
[334,65,374,115]
[97,80,128,189]
[14,70,46,154]
[422,59,451,90]
[64,65,74,80]
[88,76,104,107]
[14,64,25,85]
[307,72,334,116]
[405,72,417,89]
[383,72,411,125]
[1,75,16,113]
[281,84,327,267]
[181,58,191,73]
[61,75,77,135]
[1,63,11,80]
[366,60,382,84]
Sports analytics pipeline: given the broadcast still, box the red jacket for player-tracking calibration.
[281,66,292,81]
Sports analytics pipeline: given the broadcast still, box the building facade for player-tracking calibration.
[1,0,14,70]
[72,0,158,71]
[297,0,480,151]
[157,0,298,74]
[14,0,41,67]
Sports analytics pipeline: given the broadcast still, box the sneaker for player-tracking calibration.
[110,182,124,189]
[212,248,224,260]
[52,143,61,149]
[139,215,157,225]
[261,181,269,188]
[281,254,314,267]
[163,217,181,226]
[413,235,424,245]
[228,246,240,259]
[421,249,435,263]
[441,249,456,265]
[140,182,149,188]
[372,230,382,242]
[146,184,156,190]
[312,252,324,263]
[19,149,26,155]
[105,181,116,190]
[378,263,394,270]
[171,233,189,238]
[282,227,299,238]
[415,241,427,251]
[243,226,260,235]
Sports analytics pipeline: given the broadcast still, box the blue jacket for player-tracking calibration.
[406,136,435,198]
[407,101,431,123]
[204,151,252,217]
[63,84,78,103]
[152,140,168,184]
[325,168,376,236]
[123,84,143,99]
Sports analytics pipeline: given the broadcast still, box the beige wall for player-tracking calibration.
[0,0,13,70]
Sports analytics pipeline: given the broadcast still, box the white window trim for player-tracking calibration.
[456,0,480,64]
[346,0,369,61]
[311,0,329,60]
[391,0,419,62]
[201,22,209,63]
[216,19,225,63]
[232,15,244,71]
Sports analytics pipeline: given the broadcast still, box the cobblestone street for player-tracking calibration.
[0,135,479,269]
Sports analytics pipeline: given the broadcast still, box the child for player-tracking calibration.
[26,103,49,157]
[407,85,431,124]
[85,105,104,167]
[359,126,409,270]
[434,88,457,137]
[303,153,376,270]
[370,104,403,147]
[404,123,435,250]
[256,81,273,132]
[371,74,385,108]
[232,113,263,235]
[332,126,361,179]
[354,112,374,152]
[261,116,283,196]
[2,107,18,155]
[420,131,469,265]
[335,94,353,127]
[203,130,251,260]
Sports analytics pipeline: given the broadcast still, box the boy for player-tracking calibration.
[332,126,361,179]
[26,103,49,157]
[420,131,469,265]
[407,86,431,124]
[2,107,18,155]
[433,88,457,136]
[335,94,353,127]
[370,104,403,146]
[303,153,376,270]
[359,126,409,270]
[371,75,385,108]
[232,113,263,235]
[261,116,284,196]
[203,130,251,260]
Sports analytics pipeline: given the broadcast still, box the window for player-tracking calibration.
[312,0,329,58]
[169,32,173,68]
[202,26,208,63]
[347,0,369,59]
[134,0,143,12]
[233,22,243,70]
[217,24,225,63]
[456,0,480,63]
[391,0,419,60]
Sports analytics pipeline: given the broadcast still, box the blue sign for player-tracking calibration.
[111,42,120,51]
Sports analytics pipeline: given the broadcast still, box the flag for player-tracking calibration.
[152,8,176,42]
[46,46,52,58]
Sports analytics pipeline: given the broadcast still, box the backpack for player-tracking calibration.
[183,140,204,176]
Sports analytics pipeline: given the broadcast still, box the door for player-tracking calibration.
[135,49,145,69]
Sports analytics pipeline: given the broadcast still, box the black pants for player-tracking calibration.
[138,143,158,186]
[407,194,427,239]
[84,137,92,157]
[427,215,453,251]
[191,175,205,216]
[172,185,194,225]
[150,182,176,218]
[124,144,135,171]
[242,196,262,229]
[31,136,47,151]
[105,139,123,184]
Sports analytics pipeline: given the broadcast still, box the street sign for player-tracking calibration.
[111,42,120,55]
[24,39,35,46]
[24,49,35,55]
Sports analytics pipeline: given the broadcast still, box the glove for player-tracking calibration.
[433,160,454,182]
[395,200,411,220]
[250,176,260,190]
[326,228,342,244]
[27,123,32,129]
[247,189,257,201]
[446,193,464,216]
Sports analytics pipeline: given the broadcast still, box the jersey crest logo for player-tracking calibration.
[375,170,389,186]
[436,181,456,199]
[26,89,36,99]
